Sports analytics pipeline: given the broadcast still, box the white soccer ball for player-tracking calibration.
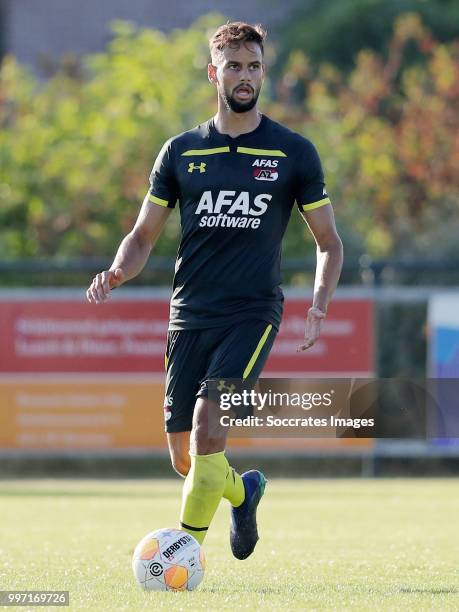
[132,528,205,591]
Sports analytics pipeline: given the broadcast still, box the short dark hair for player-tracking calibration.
[209,21,267,63]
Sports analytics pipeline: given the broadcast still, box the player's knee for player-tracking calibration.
[191,403,226,455]
[191,422,208,454]
[191,424,225,455]
[171,455,190,477]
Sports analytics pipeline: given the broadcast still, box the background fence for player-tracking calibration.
[1,261,458,475]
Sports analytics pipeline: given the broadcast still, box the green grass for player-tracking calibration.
[0,478,458,610]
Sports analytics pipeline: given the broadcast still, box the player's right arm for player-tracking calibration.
[87,138,178,304]
[86,199,172,304]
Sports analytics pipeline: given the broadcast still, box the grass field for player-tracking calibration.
[0,478,458,611]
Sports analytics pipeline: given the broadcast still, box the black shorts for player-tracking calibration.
[163,320,277,433]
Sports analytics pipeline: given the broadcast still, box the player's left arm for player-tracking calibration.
[297,203,343,351]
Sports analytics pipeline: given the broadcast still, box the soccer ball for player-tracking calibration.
[132,528,205,591]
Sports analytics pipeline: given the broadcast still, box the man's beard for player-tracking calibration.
[221,86,260,113]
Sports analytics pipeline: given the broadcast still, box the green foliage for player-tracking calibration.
[1,13,459,265]
[1,480,459,608]
[276,0,459,71]
[278,13,459,258]
[0,16,219,259]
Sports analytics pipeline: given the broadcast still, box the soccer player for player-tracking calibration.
[87,21,343,559]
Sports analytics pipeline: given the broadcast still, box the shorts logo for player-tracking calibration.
[164,395,173,421]
[217,380,236,394]
[188,162,206,173]
[253,168,278,181]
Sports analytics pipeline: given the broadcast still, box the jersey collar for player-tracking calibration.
[208,114,267,142]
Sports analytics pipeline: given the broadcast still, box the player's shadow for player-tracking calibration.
[203,585,284,595]
[395,586,458,594]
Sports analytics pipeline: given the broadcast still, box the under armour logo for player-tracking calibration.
[188,162,206,173]
[217,380,236,394]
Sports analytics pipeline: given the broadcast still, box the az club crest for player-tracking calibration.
[253,168,278,181]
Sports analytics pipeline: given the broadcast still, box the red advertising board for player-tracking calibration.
[0,292,373,375]
[0,299,169,373]
[266,298,374,375]
[0,290,373,451]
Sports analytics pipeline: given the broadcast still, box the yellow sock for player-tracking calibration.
[179,452,227,544]
[222,457,245,507]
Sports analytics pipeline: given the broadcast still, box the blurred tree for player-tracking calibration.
[0,16,218,259]
[276,0,459,72]
[1,13,459,267]
[279,13,459,260]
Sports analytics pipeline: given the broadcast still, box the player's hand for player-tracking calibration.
[86,268,125,304]
[297,306,326,351]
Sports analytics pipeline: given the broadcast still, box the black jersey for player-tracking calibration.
[149,114,330,330]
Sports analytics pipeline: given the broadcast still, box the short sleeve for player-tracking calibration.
[293,140,331,212]
[148,139,179,209]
